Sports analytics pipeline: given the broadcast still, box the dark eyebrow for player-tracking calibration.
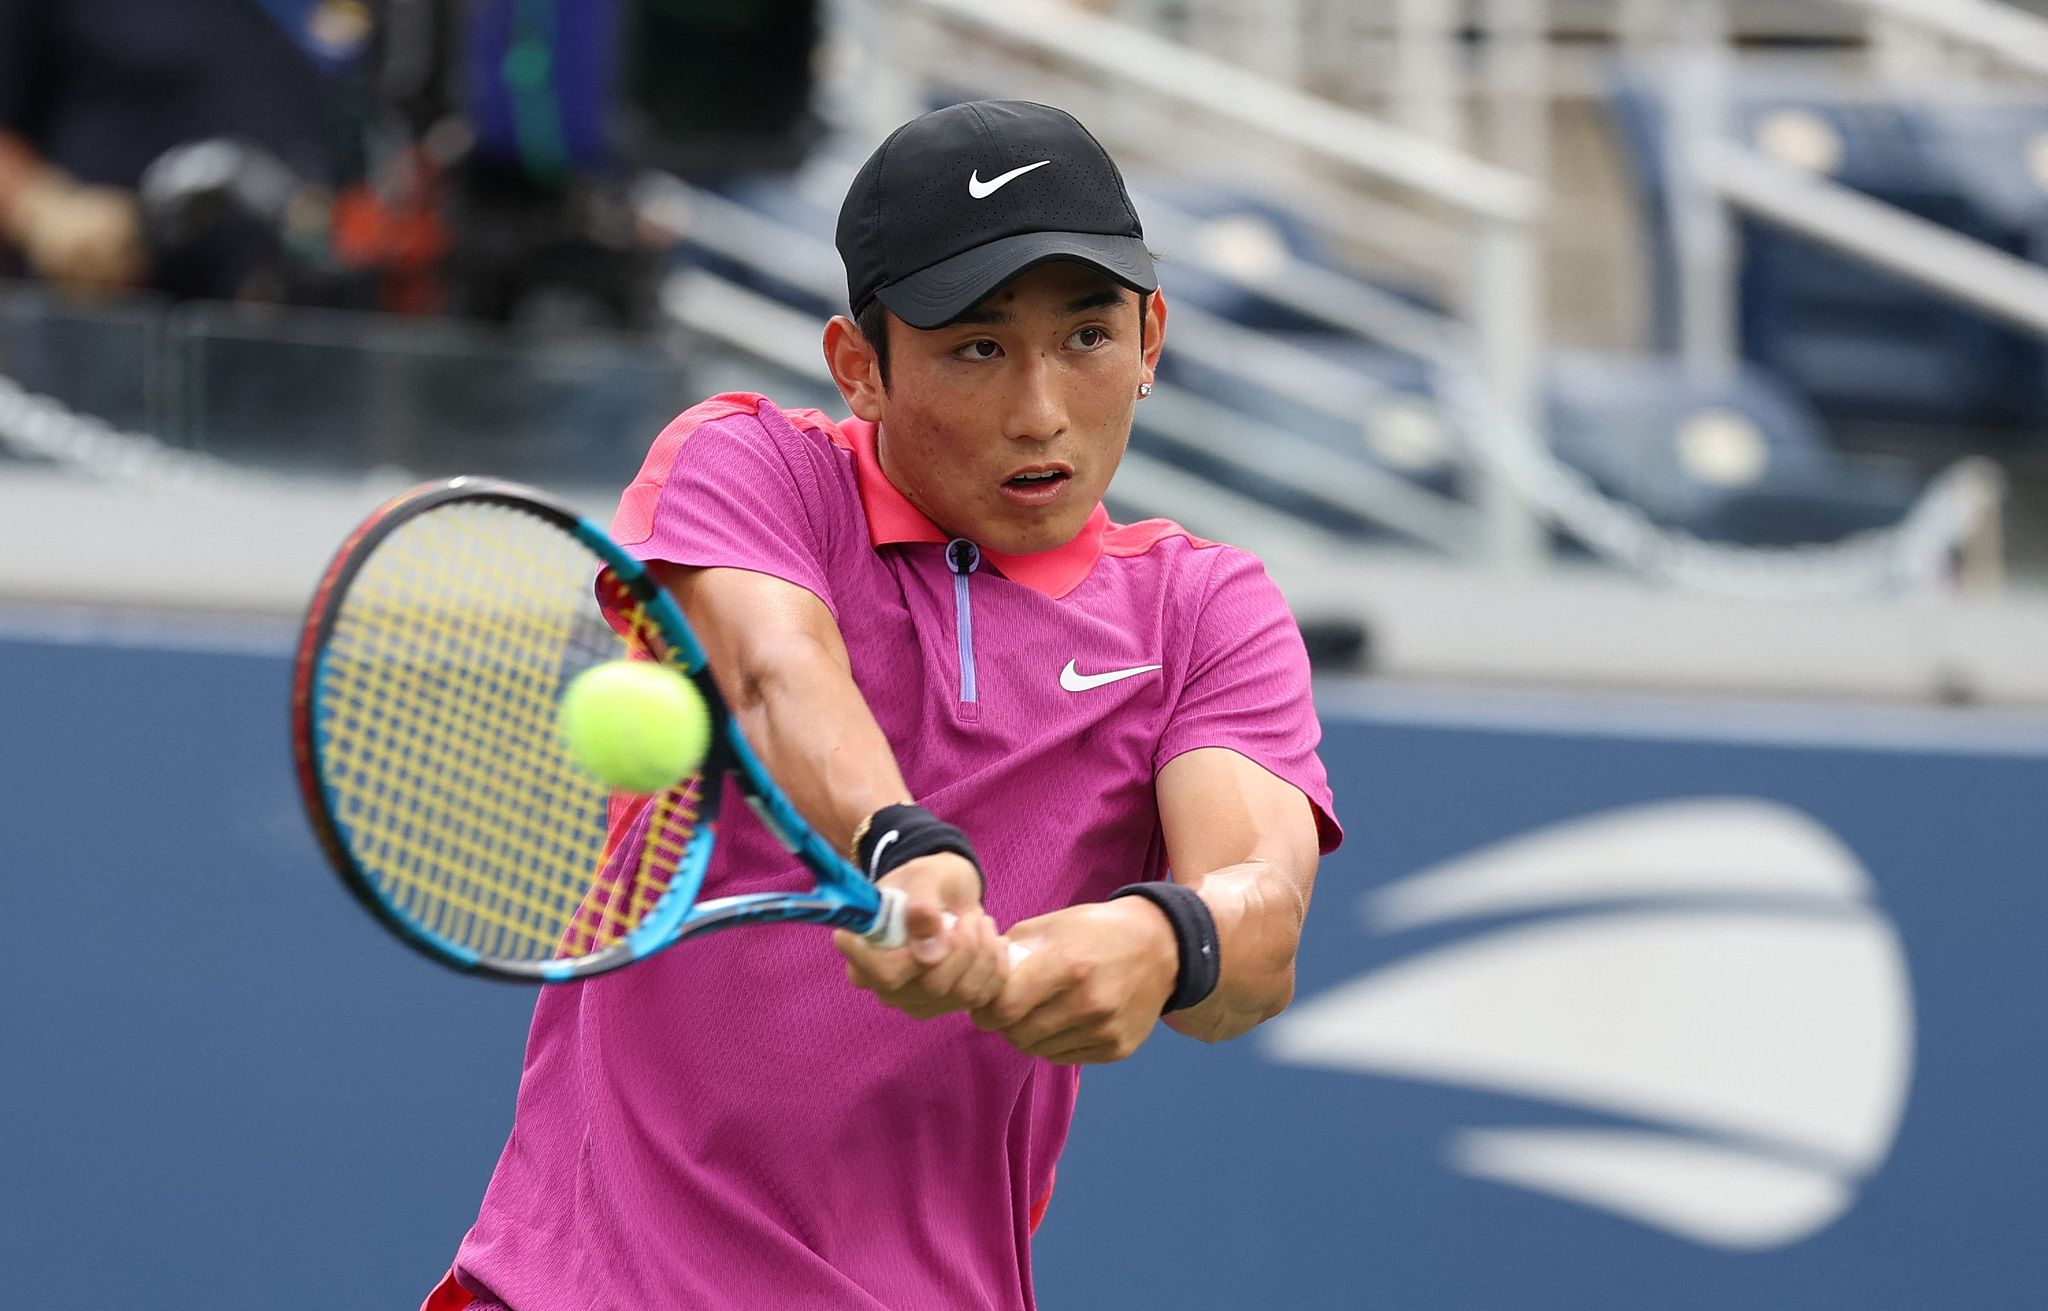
[1060,288,1128,316]
[948,303,1013,327]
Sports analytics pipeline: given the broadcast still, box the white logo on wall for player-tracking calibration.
[1263,797,1915,1250]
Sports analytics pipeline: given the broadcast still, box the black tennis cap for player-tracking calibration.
[837,100,1156,330]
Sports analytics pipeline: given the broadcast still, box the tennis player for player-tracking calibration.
[426,99,1341,1311]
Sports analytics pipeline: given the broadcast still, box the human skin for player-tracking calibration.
[820,262,1319,1059]
[822,260,1167,558]
[664,258,1319,1062]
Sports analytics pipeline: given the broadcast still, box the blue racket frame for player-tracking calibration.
[291,476,905,983]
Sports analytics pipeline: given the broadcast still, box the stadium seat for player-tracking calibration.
[1914,100,2048,422]
[1132,180,1445,337]
[1151,329,1462,527]
[1606,71,2044,429]
[1127,182,1341,334]
[1544,352,1920,546]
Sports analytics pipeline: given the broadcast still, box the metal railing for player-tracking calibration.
[1857,0,2048,79]
[837,0,2009,596]
[1664,0,2048,372]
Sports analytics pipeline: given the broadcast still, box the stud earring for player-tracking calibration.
[1137,382,1154,399]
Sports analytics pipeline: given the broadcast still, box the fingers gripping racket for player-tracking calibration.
[290,477,908,981]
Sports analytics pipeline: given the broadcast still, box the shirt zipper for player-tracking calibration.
[945,537,981,709]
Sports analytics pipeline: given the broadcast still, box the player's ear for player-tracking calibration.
[1139,289,1167,390]
[824,315,886,422]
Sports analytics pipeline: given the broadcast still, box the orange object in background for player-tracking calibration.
[331,149,450,315]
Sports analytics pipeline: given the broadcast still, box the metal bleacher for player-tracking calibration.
[1608,70,2048,431]
[4,0,2048,700]
[795,0,1993,577]
[0,1,2027,633]
[1545,351,1919,545]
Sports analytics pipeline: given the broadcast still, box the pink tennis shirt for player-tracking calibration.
[450,393,1341,1310]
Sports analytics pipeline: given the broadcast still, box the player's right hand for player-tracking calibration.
[833,853,1009,1019]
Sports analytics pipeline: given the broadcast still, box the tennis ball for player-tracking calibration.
[557,660,712,794]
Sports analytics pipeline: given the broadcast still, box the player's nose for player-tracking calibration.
[1002,354,1067,444]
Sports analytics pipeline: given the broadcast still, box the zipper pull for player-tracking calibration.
[946,538,981,576]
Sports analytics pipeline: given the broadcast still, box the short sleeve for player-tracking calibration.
[612,404,839,617]
[1156,550,1343,853]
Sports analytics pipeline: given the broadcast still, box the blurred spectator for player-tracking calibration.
[441,0,826,328]
[0,0,360,298]
[0,0,831,324]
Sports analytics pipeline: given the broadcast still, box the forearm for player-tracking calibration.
[719,630,913,855]
[655,562,912,853]
[1161,858,1309,1043]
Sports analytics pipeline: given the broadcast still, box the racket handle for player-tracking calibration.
[864,885,909,949]
[862,902,1028,965]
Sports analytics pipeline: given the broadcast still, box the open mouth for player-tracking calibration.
[1004,469,1070,490]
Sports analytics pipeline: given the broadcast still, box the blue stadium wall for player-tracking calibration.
[3,632,2044,1308]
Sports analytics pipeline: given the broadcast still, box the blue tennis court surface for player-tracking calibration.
[7,627,2048,1307]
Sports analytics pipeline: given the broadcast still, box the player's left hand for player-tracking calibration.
[834,853,1010,1019]
[969,899,1178,1064]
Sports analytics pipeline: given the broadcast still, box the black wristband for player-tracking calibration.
[853,804,983,893]
[1109,881,1221,1013]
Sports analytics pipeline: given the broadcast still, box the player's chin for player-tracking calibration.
[981,487,1098,553]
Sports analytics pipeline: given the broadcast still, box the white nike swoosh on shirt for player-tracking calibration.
[1060,659,1163,693]
[968,160,1051,199]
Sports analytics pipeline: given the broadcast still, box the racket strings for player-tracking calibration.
[635,778,704,919]
[559,601,711,957]
[430,519,663,954]
[325,511,604,954]
[559,782,698,957]
[363,516,590,911]
[350,586,615,952]
[315,503,706,964]
[585,573,709,941]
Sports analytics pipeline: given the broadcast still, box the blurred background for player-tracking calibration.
[6,0,2048,1306]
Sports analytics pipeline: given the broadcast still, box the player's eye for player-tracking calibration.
[1067,326,1110,351]
[953,339,1003,362]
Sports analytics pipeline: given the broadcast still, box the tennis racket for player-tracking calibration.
[290,476,907,982]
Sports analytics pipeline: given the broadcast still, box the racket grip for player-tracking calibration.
[861,901,1028,964]
[864,885,909,949]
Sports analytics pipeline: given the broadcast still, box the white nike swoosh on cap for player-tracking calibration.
[968,160,1051,199]
[1060,659,1162,692]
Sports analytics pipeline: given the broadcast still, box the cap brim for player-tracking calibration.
[874,231,1157,330]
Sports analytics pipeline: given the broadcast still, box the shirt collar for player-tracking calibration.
[783,408,1107,600]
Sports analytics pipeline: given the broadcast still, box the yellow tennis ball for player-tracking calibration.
[557,660,711,794]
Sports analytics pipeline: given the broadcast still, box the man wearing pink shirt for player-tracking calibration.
[430,99,1341,1311]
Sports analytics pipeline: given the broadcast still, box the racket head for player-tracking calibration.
[291,478,726,982]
